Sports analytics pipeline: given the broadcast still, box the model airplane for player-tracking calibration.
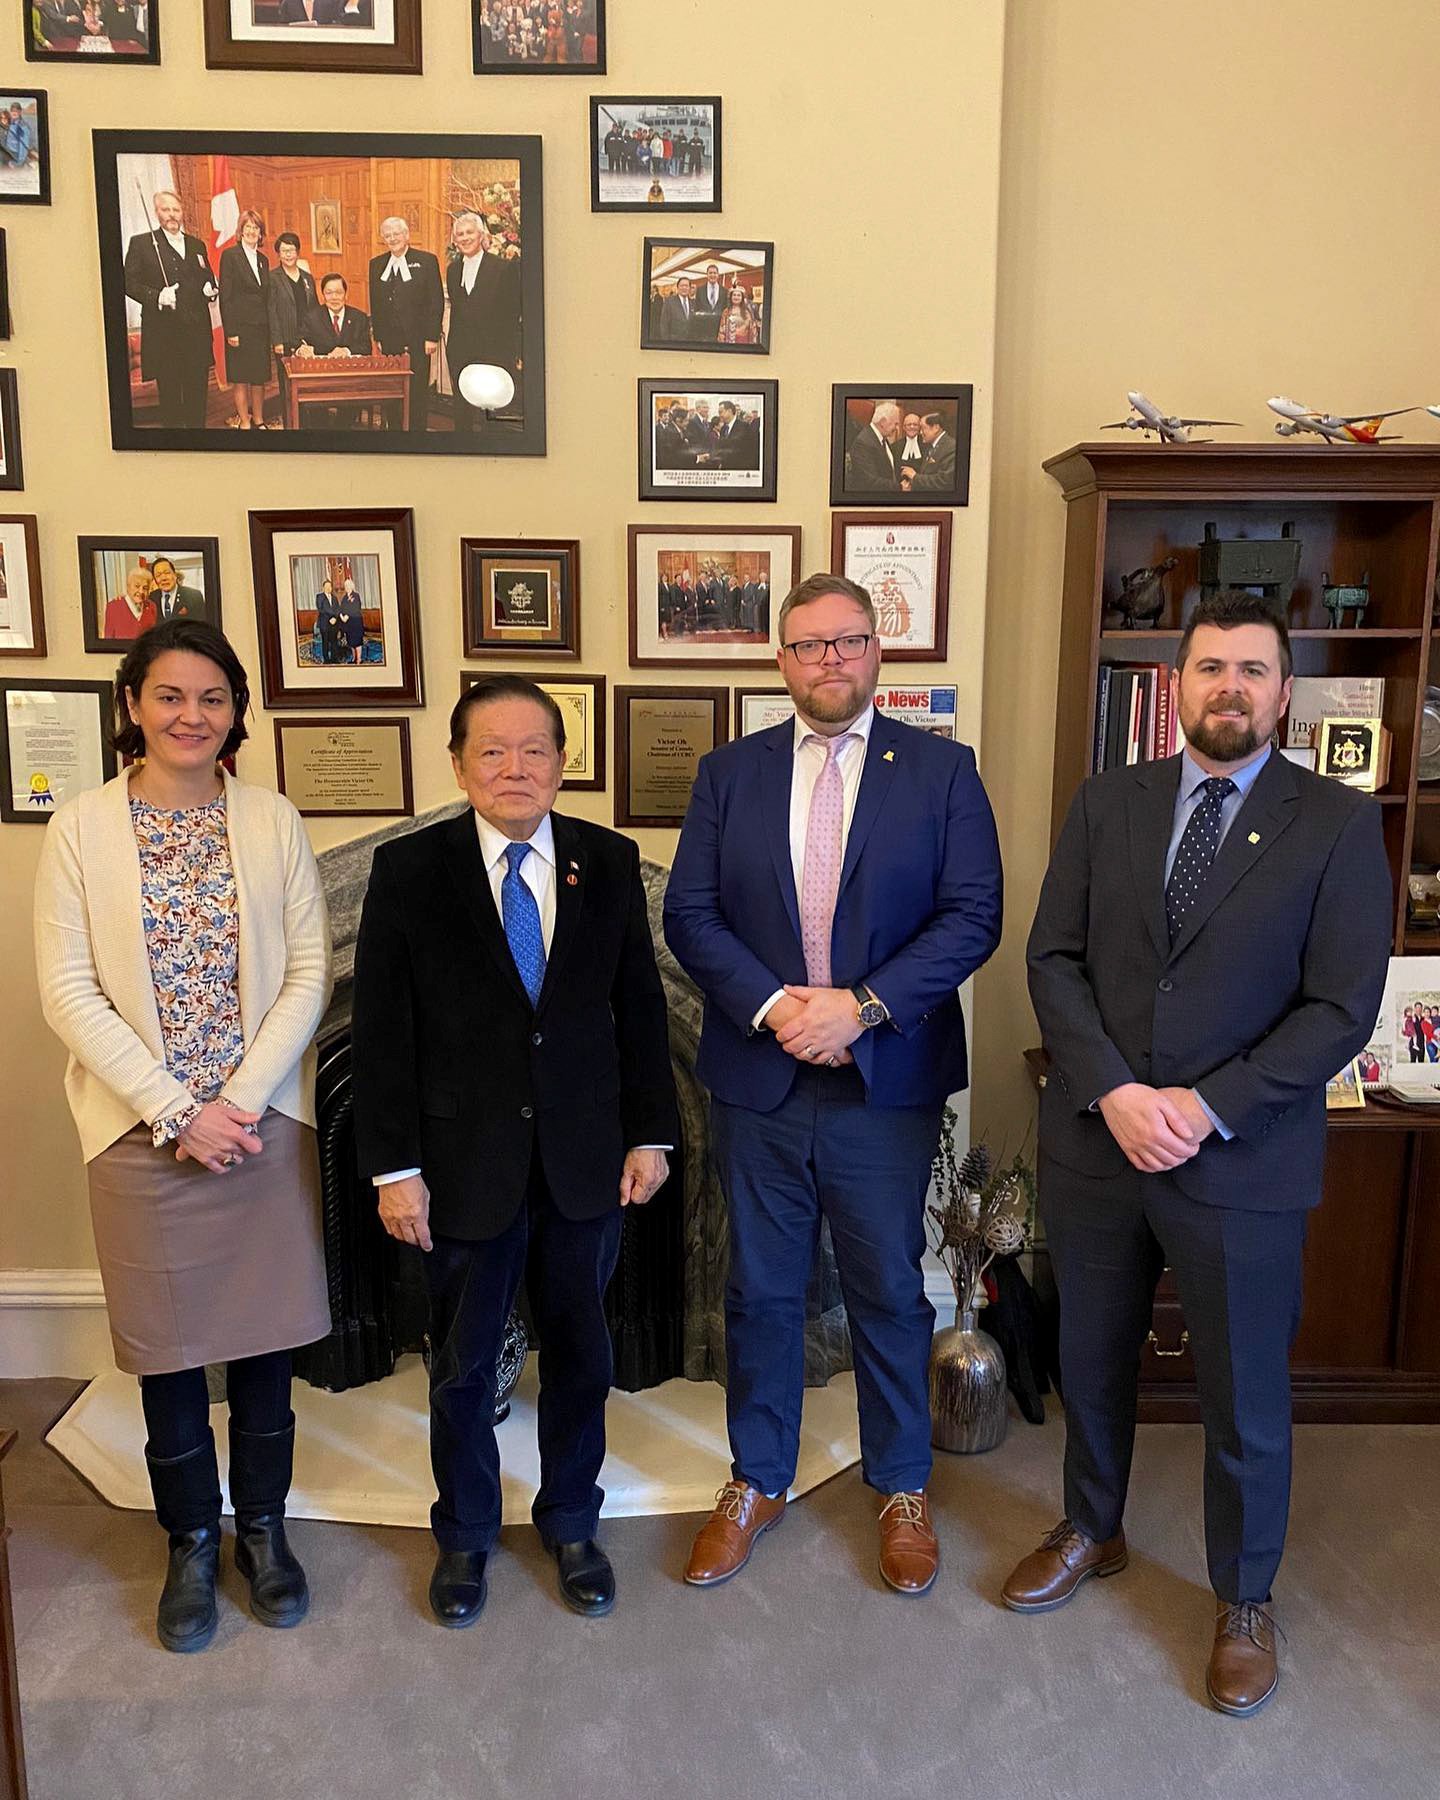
[1268,397,1418,443]
[1102,391,1240,444]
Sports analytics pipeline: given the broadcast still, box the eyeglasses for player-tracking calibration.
[781,634,873,665]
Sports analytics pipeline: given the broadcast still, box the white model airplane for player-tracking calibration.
[1102,391,1240,444]
[1267,397,1418,444]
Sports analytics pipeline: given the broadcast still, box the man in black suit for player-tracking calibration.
[122,189,219,430]
[1007,590,1392,1716]
[901,411,957,494]
[301,273,372,356]
[659,278,697,343]
[684,400,715,451]
[148,557,206,623]
[845,401,901,492]
[352,676,679,1628]
[445,210,524,435]
[368,215,444,435]
[692,263,726,341]
[655,405,690,470]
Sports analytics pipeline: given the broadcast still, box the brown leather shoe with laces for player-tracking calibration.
[1206,1601,1280,1716]
[683,1481,785,1586]
[1001,1517,1128,1613]
[877,1491,939,1595]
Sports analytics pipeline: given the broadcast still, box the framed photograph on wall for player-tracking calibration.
[78,536,222,654]
[1,678,116,822]
[0,91,50,207]
[830,511,951,661]
[474,0,604,73]
[93,130,544,454]
[249,506,423,708]
[26,1,161,65]
[734,687,793,736]
[0,516,46,657]
[0,230,11,338]
[638,378,778,503]
[461,537,579,658]
[641,239,772,354]
[829,385,973,507]
[461,668,606,791]
[590,97,721,213]
[202,0,424,76]
[274,716,415,818]
[627,522,799,667]
[0,371,24,491]
[614,684,727,828]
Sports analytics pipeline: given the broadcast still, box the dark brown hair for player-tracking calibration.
[449,675,566,756]
[111,618,250,762]
[776,571,877,642]
[1176,588,1292,681]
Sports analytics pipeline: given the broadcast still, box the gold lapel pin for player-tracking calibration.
[883,749,896,762]
[1248,831,1261,844]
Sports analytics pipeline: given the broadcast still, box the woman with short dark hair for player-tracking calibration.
[34,617,332,1653]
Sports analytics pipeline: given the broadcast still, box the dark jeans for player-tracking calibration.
[140,1349,293,1458]
[423,1162,623,1554]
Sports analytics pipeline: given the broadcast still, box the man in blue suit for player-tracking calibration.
[664,573,1002,1596]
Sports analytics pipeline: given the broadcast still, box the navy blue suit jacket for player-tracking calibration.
[663,711,1003,1111]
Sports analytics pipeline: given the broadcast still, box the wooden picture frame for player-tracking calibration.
[830,384,973,508]
[78,535,222,654]
[202,0,424,76]
[830,510,952,662]
[461,537,580,659]
[613,683,727,828]
[1,677,116,822]
[26,0,161,65]
[249,506,423,708]
[627,522,799,667]
[473,0,604,73]
[0,371,23,492]
[461,669,607,791]
[0,515,45,657]
[0,90,52,206]
[640,238,773,355]
[273,715,414,818]
[734,686,793,736]
[0,230,11,338]
[590,96,721,214]
[637,378,779,504]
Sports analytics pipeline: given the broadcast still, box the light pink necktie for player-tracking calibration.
[799,733,853,986]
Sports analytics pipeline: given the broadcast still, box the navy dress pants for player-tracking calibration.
[422,1158,623,1555]
[1040,1153,1306,1604]
[711,1064,943,1498]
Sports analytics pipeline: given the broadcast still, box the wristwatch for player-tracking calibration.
[852,984,889,1030]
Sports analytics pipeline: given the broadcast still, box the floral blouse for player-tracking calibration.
[130,794,245,1145]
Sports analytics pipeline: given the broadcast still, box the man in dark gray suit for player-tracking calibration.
[845,401,901,492]
[1007,590,1392,1717]
[901,412,957,493]
[659,279,697,343]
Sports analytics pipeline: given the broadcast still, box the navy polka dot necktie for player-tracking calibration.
[501,841,546,1006]
[1165,776,1236,947]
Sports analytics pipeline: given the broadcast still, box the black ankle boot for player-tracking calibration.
[229,1413,309,1628]
[145,1434,223,1654]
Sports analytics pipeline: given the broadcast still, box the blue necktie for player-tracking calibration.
[1165,776,1236,946]
[501,841,546,1006]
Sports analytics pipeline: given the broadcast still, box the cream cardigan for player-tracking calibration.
[33,769,333,1164]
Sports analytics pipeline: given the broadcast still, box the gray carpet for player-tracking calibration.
[6,1378,1439,1800]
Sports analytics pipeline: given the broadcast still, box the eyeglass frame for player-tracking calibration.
[779,632,875,665]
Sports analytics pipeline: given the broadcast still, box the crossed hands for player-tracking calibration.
[1098,1082,1214,1173]
[765,985,862,1068]
[175,1100,264,1175]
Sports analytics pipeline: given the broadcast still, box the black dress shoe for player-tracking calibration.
[429,1550,488,1628]
[235,1514,310,1628]
[157,1524,221,1654]
[551,1540,615,1616]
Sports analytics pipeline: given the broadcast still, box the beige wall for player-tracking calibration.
[0,2,1006,1278]
[974,0,1440,1146]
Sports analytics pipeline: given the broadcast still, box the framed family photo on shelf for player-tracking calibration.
[202,0,423,75]
[1,678,116,823]
[590,97,721,213]
[78,536,222,653]
[26,1,161,65]
[248,506,423,708]
[638,379,778,503]
[641,239,772,354]
[0,91,50,207]
[830,384,973,507]
[627,522,799,666]
[461,668,606,791]
[473,0,604,73]
[614,684,727,828]
[0,515,46,657]
[461,537,579,658]
[0,371,24,491]
[830,511,951,661]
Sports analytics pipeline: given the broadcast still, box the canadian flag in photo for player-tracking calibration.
[209,155,240,389]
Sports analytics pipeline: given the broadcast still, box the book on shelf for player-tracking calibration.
[1093,663,1175,772]
[1284,675,1385,749]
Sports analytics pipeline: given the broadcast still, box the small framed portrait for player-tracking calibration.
[26,0,161,65]
[461,669,606,791]
[474,0,604,73]
[0,91,50,207]
[627,523,800,667]
[1324,1058,1366,1110]
[0,230,11,337]
[202,0,423,76]
[638,378,778,503]
[274,716,415,819]
[734,687,793,736]
[1,678,117,823]
[461,537,579,658]
[78,537,222,654]
[310,197,342,255]
[249,506,423,708]
[0,516,46,657]
[614,684,727,829]
[830,512,952,662]
[590,97,721,213]
[830,385,973,507]
[641,239,773,355]
[0,371,23,491]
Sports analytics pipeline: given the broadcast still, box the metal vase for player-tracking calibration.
[929,1308,1008,1454]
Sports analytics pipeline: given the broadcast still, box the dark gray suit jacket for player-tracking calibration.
[1027,751,1392,1211]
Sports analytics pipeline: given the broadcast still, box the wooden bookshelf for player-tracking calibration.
[1042,442,1440,1423]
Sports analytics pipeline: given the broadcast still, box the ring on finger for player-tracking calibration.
[827,1055,838,1067]
[804,1044,816,1058]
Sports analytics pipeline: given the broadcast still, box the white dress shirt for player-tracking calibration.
[460,250,485,295]
[242,242,261,281]
[383,253,411,283]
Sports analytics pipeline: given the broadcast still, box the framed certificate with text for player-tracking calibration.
[614,685,727,827]
[462,670,606,792]
[273,717,414,818]
[830,511,952,661]
[1,678,115,822]
[734,687,793,735]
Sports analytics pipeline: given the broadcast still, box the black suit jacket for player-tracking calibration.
[351,808,680,1240]
[692,283,725,338]
[659,293,697,342]
[846,423,899,491]
[218,244,269,337]
[445,252,523,380]
[910,430,957,491]
[368,248,444,355]
[122,229,217,381]
[302,304,373,356]
[1027,752,1392,1211]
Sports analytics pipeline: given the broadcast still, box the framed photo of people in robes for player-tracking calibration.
[473,0,604,73]
[201,0,423,76]
[627,522,799,667]
[93,130,545,455]
[26,1,161,65]
[829,384,973,508]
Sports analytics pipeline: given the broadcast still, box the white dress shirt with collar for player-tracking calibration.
[383,252,412,283]
[460,250,485,295]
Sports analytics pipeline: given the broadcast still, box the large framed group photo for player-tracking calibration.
[93,131,545,455]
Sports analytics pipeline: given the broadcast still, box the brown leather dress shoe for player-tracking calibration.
[1001,1518,1128,1613]
[878,1491,939,1595]
[683,1481,785,1586]
[1206,1601,1280,1716]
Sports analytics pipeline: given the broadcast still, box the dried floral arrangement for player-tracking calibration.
[927,1106,1036,1312]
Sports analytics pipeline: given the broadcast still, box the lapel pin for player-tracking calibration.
[883,749,896,763]
[1248,831,1261,844]
[566,874,578,886]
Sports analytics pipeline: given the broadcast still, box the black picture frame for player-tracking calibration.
[640,238,772,356]
[829,384,974,508]
[0,90,51,207]
[473,0,605,74]
[0,370,24,491]
[93,129,546,457]
[26,1,161,66]
[202,0,423,77]
[590,96,721,214]
[637,377,778,504]
[1,677,116,823]
[0,230,10,337]
[461,536,580,658]
[78,536,223,653]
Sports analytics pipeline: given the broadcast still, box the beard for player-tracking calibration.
[799,674,870,724]
[1180,695,1267,762]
